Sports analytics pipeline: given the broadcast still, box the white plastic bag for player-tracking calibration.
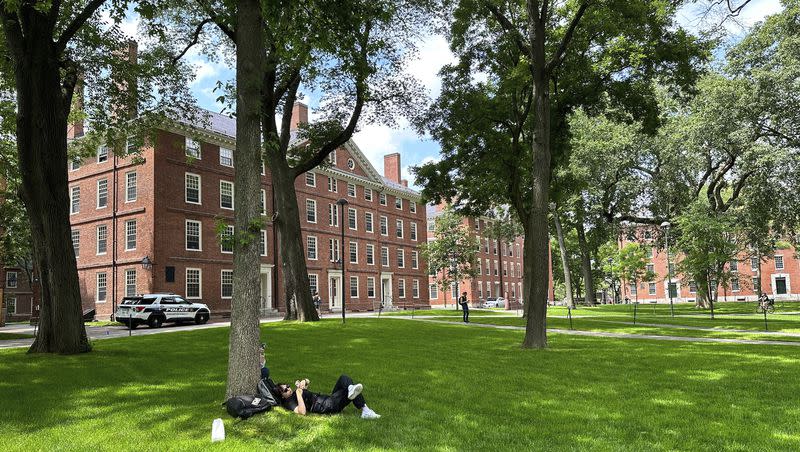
[211,418,225,442]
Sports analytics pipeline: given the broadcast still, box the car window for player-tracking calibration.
[175,297,188,304]
[123,297,157,305]
[160,297,176,305]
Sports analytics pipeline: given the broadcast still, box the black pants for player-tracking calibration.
[461,303,469,322]
[312,374,365,414]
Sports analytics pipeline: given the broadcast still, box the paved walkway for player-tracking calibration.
[389,317,800,346]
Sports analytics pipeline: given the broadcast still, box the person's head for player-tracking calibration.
[275,383,293,399]
[313,291,318,296]
[462,292,467,296]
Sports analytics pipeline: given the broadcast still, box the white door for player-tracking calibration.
[329,276,341,310]
[381,277,392,307]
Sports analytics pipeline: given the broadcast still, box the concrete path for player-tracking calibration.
[389,317,800,347]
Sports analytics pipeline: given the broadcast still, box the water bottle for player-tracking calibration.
[211,418,225,442]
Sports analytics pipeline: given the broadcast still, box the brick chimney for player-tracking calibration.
[68,77,84,139]
[384,153,401,183]
[290,102,309,130]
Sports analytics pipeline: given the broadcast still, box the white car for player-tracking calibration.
[483,297,505,308]
[115,293,211,329]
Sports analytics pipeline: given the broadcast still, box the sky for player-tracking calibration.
[118,0,783,190]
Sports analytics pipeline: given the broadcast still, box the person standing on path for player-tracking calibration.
[459,292,469,323]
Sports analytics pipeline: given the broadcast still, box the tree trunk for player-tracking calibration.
[225,0,265,399]
[575,206,595,306]
[521,11,551,349]
[268,159,319,322]
[12,17,90,354]
[552,207,573,308]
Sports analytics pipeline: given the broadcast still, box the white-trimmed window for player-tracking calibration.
[751,256,759,271]
[260,190,266,215]
[410,222,418,241]
[648,282,657,296]
[477,259,482,275]
[126,136,138,155]
[628,283,637,296]
[5,271,18,289]
[348,208,357,230]
[493,260,498,276]
[186,137,201,159]
[350,276,359,298]
[411,251,419,269]
[485,259,490,274]
[96,272,107,302]
[689,281,697,293]
[5,296,15,315]
[306,199,317,223]
[328,150,337,165]
[775,255,784,270]
[96,179,108,209]
[429,284,438,299]
[186,268,202,298]
[185,173,201,204]
[96,224,108,255]
[398,279,406,298]
[516,244,521,257]
[125,269,137,297]
[428,221,435,232]
[365,212,374,233]
[517,263,521,277]
[730,260,739,272]
[220,147,233,167]
[366,244,375,265]
[221,270,233,298]
[503,262,508,276]
[329,238,340,263]
[510,264,515,277]
[396,219,404,239]
[220,180,234,209]
[305,172,316,187]
[347,183,356,197]
[395,196,403,210]
[70,186,80,214]
[260,230,268,256]
[367,277,376,298]
[186,220,202,251]
[261,161,265,175]
[731,277,740,292]
[328,177,337,193]
[97,145,109,163]
[347,158,355,170]
[126,171,137,202]
[329,203,339,227]
[397,248,405,268]
[381,246,389,267]
[412,280,420,298]
[307,235,318,260]
[410,201,417,213]
[475,219,480,231]
[364,188,373,201]
[125,220,137,251]
[349,241,358,264]
[71,229,80,258]
[379,193,387,206]
[221,225,234,253]
[646,263,655,274]
[493,240,498,255]
[309,274,319,295]
[380,216,388,236]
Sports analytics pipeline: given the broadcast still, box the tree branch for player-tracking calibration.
[172,18,213,65]
[55,0,107,53]
[485,3,531,57]
[545,1,590,73]
[0,3,25,59]
[196,0,236,41]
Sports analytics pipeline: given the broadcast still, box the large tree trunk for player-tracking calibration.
[268,159,319,322]
[13,17,89,354]
[521,10,551,349]
[575,205,595,306]
[225,0,265,398]
[552,207,573,307]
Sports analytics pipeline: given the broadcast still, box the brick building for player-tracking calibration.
[426,205,553,309]
[59,102,429,321]
[619,230,800,303]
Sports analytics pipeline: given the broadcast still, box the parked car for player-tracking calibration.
[115,293,211,329]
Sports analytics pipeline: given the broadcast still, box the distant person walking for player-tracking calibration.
[459,292,469,323]
[313,292,322,313]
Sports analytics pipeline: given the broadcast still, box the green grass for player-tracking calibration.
[0,333,34,340]
[2,319,800,451]
[383,308,507,316]
[85,321,124,327]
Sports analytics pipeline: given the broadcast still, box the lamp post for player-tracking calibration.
[661,221,675,318]
[607,257,615,304]
[448,250,460,311]
[336,198,348,324]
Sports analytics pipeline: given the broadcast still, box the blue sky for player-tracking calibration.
[116,0,782,190]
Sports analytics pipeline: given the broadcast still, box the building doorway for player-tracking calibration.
[329,275,342,311]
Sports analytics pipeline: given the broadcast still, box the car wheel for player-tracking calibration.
[195,312,209,325]
[148,315,164,329]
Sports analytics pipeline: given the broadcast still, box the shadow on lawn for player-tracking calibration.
[1,319,800,450]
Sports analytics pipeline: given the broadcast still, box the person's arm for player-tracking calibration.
[294,381,308,415]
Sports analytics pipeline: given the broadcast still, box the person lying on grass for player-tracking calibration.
[275,374,380,419]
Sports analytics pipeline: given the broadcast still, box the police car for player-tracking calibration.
[115,293,211,329]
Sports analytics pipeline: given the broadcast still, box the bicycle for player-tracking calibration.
[756,297,775,314]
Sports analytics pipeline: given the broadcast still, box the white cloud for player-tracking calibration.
[352,121,418,174]
[405,34,456,97]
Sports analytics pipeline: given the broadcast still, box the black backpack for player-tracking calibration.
[224,394,273,420]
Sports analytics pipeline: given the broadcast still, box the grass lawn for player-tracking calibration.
[0,333,34,340]
[2,319,800,451]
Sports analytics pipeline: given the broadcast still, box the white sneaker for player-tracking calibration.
[347,383,363,400]
[361,406,381,419]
